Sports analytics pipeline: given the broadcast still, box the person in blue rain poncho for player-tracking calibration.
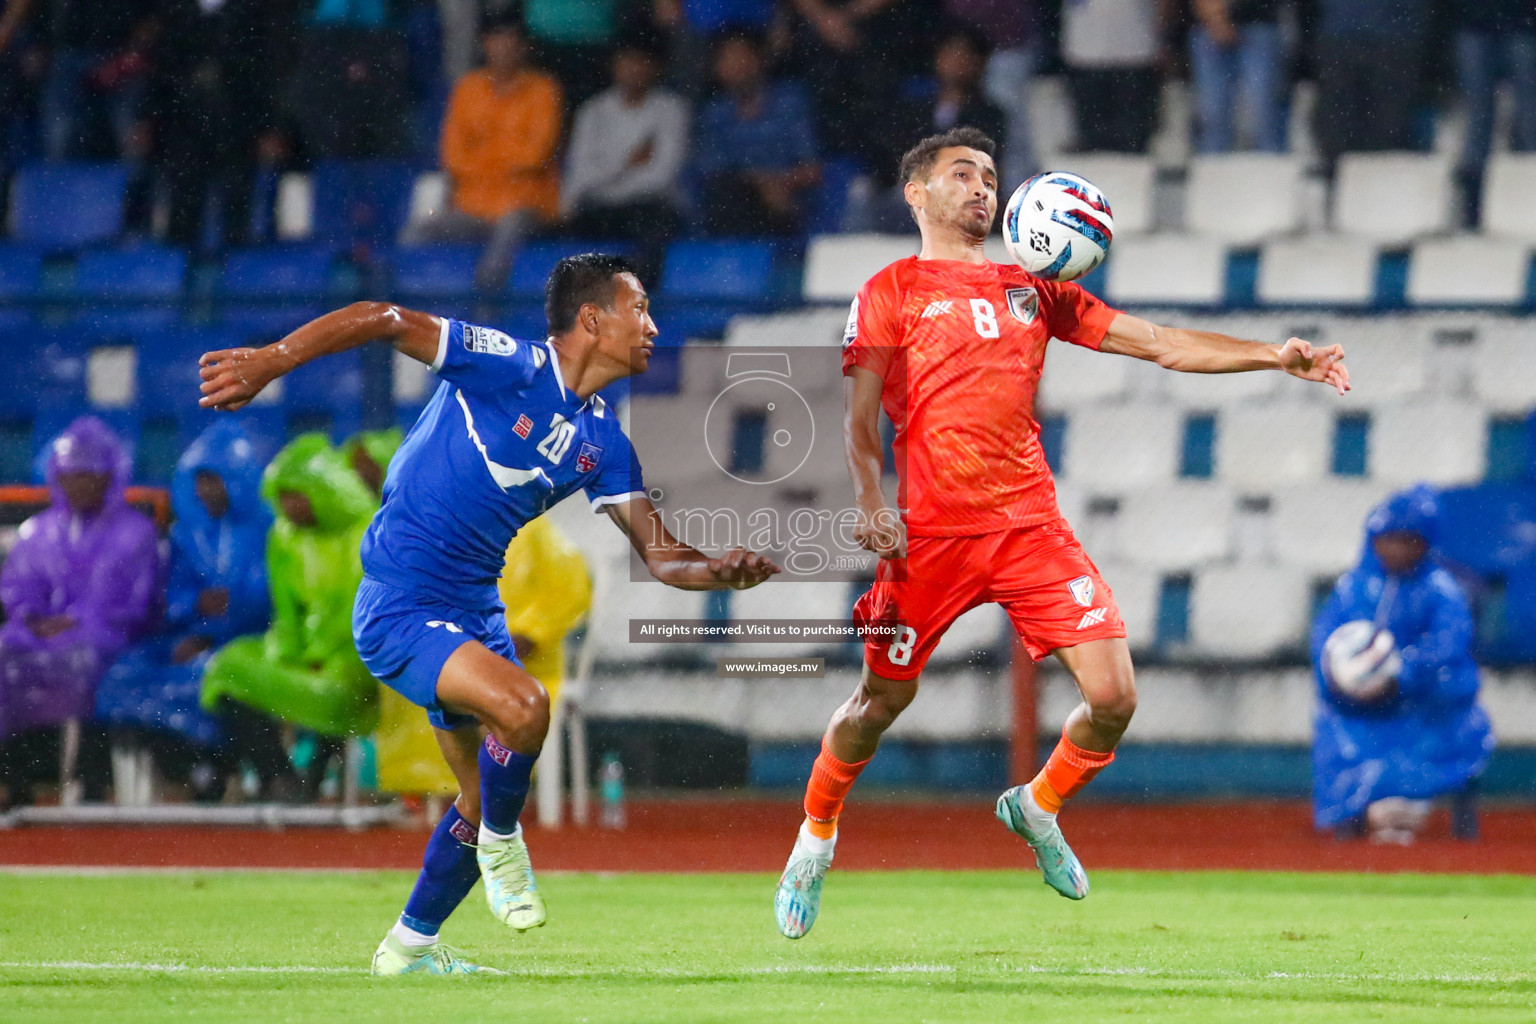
[1311,485,1495,843]
[94,420,298,801]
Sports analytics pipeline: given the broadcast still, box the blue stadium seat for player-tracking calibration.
[507,240,630,299]
[660,241,774,302]
[312,160,416,253]
[0,309,35,336]
[71,307,183,340]
[391,244,482,302]
[219,246,334,300]
[1436,483,1536,576]
[217,305,328,342]
[810,157,862,233]
[1498,567,1536,662]
[0,245,43,302]
[136,327,240,418]
[282,346,364,440]
[11,163,128,252]
[73,246,186,301]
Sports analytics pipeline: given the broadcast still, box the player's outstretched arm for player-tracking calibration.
[844,367,905,558]
[1099,313,1350,395]
[198,302,443,411]
[603,495,780,590]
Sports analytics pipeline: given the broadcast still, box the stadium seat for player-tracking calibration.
[724,308,849,349]
[219,247,334,300]
[73,246,186,301]
[1057,154,1156,235]
[1185,154,1305,245]
[1271,480,1392,575]
[392,346,437,418]
[809,156,863,234]
[282,347,364,439]
[1060,403,1183,490]
[1327,324,1431,407]
[1257,237,1378,306]
[274,172,314,241]
[1116,483,1236,569]
[390,244,481,302]
[1190,564,1311,658]
[70,307,182,340]
[1470,323,1536,414]
[217,305,328,341]
[1479,154,1536,241]
[311,159,416,252]
[1370,399,1487,486]
[1161,318,1284,405]
[1215,403,1333,490]
[801,234,916,302]
[10,163,128,252]
[930,604,1007,665]
[660,241,774,302]
[87,345,137,409]
[0,245,43,302]
[507,239,630,298]
[1091,560,1159,649]
[136,327,240,418]
[1104,235,1227,305]
[1037,335,1134,407]
[1332,153,1455,244]
[1406,237,1531,306]
[406,171,450,226]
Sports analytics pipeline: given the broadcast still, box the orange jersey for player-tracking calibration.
[841,256,1119,537]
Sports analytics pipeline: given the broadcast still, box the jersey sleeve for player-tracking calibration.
[1038,279,1121,351]
[583,430,647,512]
[431,317,545,394]
[841,268,905,380]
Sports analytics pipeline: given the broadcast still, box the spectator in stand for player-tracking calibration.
[1311,0,1428,172]
[1060,0,1165,153]
[0,0,46,181]
[694,27,820,236]
[1452,0,1536,224]
[1188,0,1288,153]
[846,23,1009,231]
[944,0,1038,185]
[288,0,411,159]
[0,417,159,808]
[401,14,562,289]
[561,31,688,281]
[523,0,618,111]
[138,0,293,250]
[1311,486,1494,844]
[93,420,296,802]
[201,434,379,800]
[649,0,777,100]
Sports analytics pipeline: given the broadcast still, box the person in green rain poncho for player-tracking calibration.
[342,427,403,501]
[201,434,380,766]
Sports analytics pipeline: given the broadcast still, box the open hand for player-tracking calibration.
[1278,337,1349,395]
[707,547,781,589]
[198,345,289,410]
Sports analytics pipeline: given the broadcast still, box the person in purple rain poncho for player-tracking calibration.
[0,416,160,806]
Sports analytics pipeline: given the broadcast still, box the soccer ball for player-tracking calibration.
[1322,620,1401,702]
[1001,172,1114,282]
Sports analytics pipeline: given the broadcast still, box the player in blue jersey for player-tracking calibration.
[198,254,779,975]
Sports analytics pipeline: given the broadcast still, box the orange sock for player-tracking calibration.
[1029,731,1115,815]
[802,740,870,839]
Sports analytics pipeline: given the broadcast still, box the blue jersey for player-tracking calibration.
[360,318,644,608]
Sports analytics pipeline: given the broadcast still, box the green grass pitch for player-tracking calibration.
[2,869,1532,1022]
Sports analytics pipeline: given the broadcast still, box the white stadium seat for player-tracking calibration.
[1092,560,1159,649]
[1105,235,1227,306]
[1037,335,1133,407]
[731,580,853,656]
[1326,324,1430,408]
[1060,403,1183,490]
[1216,402,1333,490]
[274,172,313,240]
[1470,323,1536,414]
[1055,154,1157,235]
[724,308,849,348]
[1190,564,1311,658]
[802,234,916,302]
[930,604,1008,665]
[1185,154,1305,244]
[407,171,449,226]
[1481,154,1536,241]
[1116,483,1236,569]
[1332,153,1455,245]
[1257,237,1378,306]
[1407,237,1531,307]
[1370,399,1487,486]
[1272,480,1393,575]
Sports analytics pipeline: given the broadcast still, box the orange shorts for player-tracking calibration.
[852,518,1125,679]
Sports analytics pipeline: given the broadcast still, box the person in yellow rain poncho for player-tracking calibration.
[497,515,591,710]
[201,434,380,748]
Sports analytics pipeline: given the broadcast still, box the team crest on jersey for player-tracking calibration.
[843,297,859,349]
[575,442,602,473]
[513,413,533,439]
[464,324,517,356]
[1067,575,1095,607]
[1006,287,1040,325]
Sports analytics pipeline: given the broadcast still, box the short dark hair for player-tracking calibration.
[545,253,637,334]
[615,27,667,62]
[480,12,525,37]
[898,126,998,185]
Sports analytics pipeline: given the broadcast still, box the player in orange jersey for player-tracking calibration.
[774,126,1351,938]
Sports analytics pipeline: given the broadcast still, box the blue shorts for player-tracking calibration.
[352,575,520,730]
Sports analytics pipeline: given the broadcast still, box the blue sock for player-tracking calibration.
[399,805,481,935]
[479,735,537,836]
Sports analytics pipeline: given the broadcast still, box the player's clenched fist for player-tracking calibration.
[854,506,906,560]
[706,548,781,589]
[198,345,292,411]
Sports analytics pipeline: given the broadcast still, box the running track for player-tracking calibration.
[2,800,1534,874]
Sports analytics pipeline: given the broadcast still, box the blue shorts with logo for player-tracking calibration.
[352,575,520,730]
